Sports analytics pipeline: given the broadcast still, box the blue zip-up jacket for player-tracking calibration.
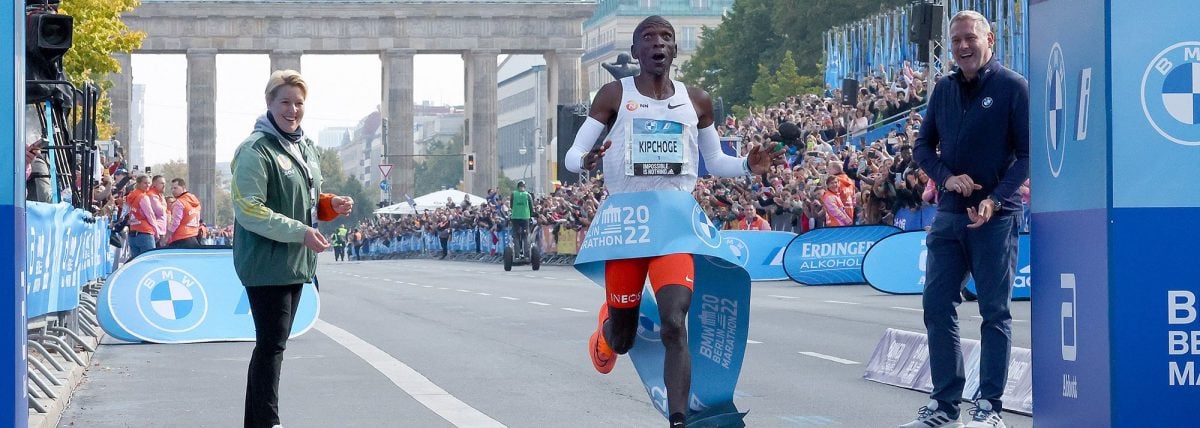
[914,58,1029,215]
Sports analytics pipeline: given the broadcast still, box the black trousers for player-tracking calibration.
[244,284,303,428]
[166,236,201,249]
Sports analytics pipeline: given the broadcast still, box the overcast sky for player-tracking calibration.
[132,54,466,166]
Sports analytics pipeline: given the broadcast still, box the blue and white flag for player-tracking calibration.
[575,191,751,425]
[98,248,320,343]
[863,231,1031,300]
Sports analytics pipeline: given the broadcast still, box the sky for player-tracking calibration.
[131,54,466,166]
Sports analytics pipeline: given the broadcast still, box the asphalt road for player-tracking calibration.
[60,254,1033,427]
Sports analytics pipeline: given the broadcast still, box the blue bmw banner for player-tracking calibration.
[98,248,320,343]
[721,230,793,281]
[575,191,751,425]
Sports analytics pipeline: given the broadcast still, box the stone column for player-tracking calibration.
[544,48,585,184]
[109,53,133,162]
[464,49,500,194]
[380,48,414,202]
[553,48,585,105]
[269,49,303,73]
[186,48,218,225]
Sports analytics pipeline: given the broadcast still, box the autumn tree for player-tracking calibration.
[58,0,145,139]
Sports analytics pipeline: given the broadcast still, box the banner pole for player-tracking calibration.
[2,0,28,425]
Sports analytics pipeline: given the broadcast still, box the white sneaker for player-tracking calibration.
[899,400,962,428]
[964,401,1005,428]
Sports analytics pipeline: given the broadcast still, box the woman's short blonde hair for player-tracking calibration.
[264,69,308,104]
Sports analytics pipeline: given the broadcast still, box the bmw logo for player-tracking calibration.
[1140,41,1200,145]
[136,267,209,333]
[982,97,994,108]
[1046,43,1068,177]
[691,205,723,248]
[725,237,751,267]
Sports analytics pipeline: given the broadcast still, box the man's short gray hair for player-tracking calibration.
[950,10,992,35]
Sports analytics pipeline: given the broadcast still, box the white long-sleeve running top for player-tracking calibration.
[566,77,747,194]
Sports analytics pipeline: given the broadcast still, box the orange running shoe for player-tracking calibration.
[589,303,616,374]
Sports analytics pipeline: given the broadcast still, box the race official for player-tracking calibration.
[902,10,1029,428]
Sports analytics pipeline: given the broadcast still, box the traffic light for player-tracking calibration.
[467,153,476,172]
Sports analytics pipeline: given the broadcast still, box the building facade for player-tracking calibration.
[496,55,550,194]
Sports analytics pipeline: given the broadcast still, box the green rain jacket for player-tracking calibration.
[231,114,328,287]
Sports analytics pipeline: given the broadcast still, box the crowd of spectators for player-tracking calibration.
[348,65,1031,258]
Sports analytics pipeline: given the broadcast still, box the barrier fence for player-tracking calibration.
[358,224,596,261]
[23,201,114,415]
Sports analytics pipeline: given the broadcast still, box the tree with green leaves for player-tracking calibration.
[414,136,465,196]
[679,0,907,112]
[59,0,145,140]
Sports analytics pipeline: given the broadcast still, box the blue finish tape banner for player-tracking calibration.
[98,248,319,343]
[25,202,110,318]
[575,191,750,425]
[862,231,1031,300]
[722,231,794,281]
[781,225,901,285]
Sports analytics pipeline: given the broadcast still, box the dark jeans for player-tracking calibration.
[923,212,1018,417]
[244,284,303,428]
[166,236,201,249]
[439,236,449,258]
[333,245,344,261]
[128,231,156,259]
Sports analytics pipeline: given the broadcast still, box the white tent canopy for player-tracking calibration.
[374,189,488,215]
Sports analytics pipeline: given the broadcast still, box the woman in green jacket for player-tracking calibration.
[232,69,354,428]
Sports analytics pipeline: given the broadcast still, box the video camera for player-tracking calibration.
[769,120,802,148]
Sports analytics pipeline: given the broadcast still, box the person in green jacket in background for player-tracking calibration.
[509,180,534,258]
[232,69,354,428]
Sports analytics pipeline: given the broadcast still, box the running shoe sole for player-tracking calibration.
[589,304,616,374]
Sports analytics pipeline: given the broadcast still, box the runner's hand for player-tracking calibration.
[746,142,785,175]
[582,140,611,171]
[304,227,331,252]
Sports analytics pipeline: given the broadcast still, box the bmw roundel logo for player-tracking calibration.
[1046,43,1068,177]
[691,205,722,248]
[981,97,994,109]
[724,237,751,267]
[1141,41,1200,145]
[136,267,209,333]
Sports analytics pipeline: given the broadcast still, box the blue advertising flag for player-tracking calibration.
[98,248,320,343]
[862,231,1031,300]
[575,191,751,425]
[782,225,901,285]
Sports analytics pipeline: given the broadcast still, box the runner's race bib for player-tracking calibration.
[626,118,688,176]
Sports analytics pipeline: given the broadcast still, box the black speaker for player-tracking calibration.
[556,105,587,185]
[910,3,931,43]
[841,78,859,106]
[928,4,944,41]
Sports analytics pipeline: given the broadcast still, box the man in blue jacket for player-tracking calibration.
[901,10,1028,428]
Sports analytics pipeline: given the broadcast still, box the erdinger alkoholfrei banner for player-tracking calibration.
[781,225,901,285]
[721,230,794,281]
[98,248,319,343]
[861,231,1031,300]
[575,191,751,427]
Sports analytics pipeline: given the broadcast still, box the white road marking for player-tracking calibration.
[798,351,860,365]
[500,297,519,301]
[561,308,587,313]
[457,289,472,293]
[823,300,861,305]
[528,301,551,306]
[544,277,558,280]
[437,287,449,290]
[890,306,924,312]
[423,285,433,288]
[768,295,801,299]
[476,292,491,296]
[314,320,506,427]
[747,340,763,344]
[971,315,983,319]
